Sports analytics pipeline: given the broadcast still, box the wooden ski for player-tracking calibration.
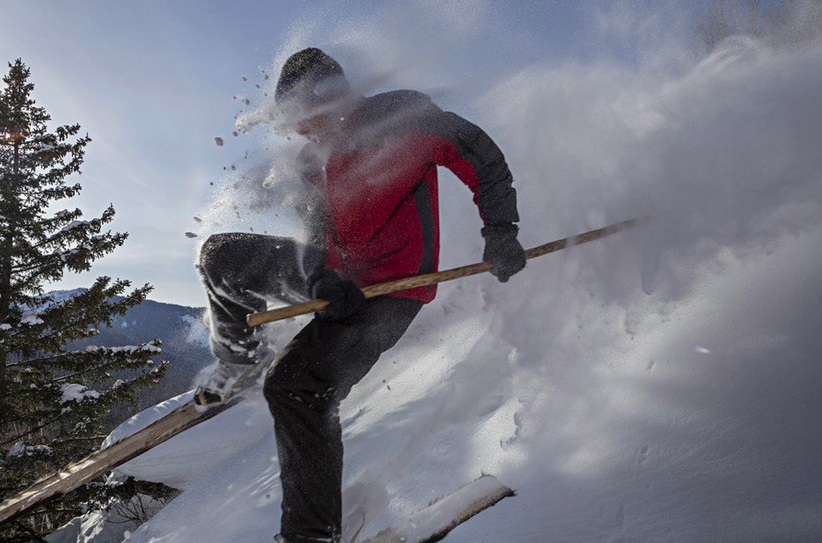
[360,475,515,543]
[0,362,267,526]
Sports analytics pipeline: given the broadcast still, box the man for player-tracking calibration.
[196,48,526,543]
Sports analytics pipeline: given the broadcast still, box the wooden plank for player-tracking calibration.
[0,363,265,525]
[361,475,515,543]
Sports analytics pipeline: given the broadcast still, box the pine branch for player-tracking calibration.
[51,349,159,383]
[5,350,79,368]
[12,520,49,543]
[9,310,118,353]
[1,412,64,447]
[50,435,108,445]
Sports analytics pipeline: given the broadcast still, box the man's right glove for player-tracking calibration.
[482,223,527,282]
[307,267,366,321]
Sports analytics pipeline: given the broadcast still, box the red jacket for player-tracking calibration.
[297,91,519,303]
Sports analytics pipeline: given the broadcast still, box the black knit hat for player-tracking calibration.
[275,48,351,108]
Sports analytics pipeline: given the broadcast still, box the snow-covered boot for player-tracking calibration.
[195,336,275,410]
[193,361,250,411]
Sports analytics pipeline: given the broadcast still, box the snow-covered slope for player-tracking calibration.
[103,225,822,543]
[93,18,822,543]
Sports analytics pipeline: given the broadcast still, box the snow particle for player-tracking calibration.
[59,383,100,404]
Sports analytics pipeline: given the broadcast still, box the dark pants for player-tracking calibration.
[198,233,325,364]
[198,234,423,543]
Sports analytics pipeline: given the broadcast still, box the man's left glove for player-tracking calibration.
[482,223,527,282]
[307,267,366,321]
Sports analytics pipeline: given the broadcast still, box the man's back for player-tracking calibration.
[299,90,518,303]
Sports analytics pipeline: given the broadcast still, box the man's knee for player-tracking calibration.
[198,233,235,279]
[262,360,286,406]
[263,351,336,413]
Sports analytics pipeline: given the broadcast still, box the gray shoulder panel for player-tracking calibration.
[413,107,520,226]
[351,90,520,226]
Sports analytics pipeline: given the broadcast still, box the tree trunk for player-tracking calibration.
[0,140,20,437]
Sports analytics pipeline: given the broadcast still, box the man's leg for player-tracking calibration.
[263,297,423,543]
[198,233,324,365]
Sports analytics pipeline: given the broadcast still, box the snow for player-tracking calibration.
[180,314,209,347]
[85,344,162,355]
[59,247,81,262]
[117,226,822,543]
[0,323,11,331]
[59,220,89,233]
[83,7,822,543]
[46,493,166,543]
[8,442,53,458]
[102,392,194,451]
[59,383,101,404]
[104,390,272,489]
[46,288,87,306]
[20,310,44,326]
[31,143,59,152]
[373,475,512,543]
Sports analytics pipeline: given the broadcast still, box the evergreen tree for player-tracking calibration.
[0,59,168,540]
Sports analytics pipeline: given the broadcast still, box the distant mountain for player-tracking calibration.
[48,289,214,416]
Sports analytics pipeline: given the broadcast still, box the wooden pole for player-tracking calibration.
[247,218,638,327]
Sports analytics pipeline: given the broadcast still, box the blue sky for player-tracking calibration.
[0,0,706,307]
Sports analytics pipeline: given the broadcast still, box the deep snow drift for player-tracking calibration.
[113,224,822,543]
[81,4,822,542]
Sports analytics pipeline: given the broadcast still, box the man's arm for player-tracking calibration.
[411,96,526,281]
[418,106,519,226]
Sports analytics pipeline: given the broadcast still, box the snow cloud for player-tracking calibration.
[121,3,822,542]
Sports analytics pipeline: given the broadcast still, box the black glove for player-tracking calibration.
[307,267,366,321]
[482,223,526,282]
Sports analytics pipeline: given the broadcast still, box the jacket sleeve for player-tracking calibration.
[414,99,520,226]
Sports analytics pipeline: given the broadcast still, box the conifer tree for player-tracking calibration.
[0,59,168,540]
